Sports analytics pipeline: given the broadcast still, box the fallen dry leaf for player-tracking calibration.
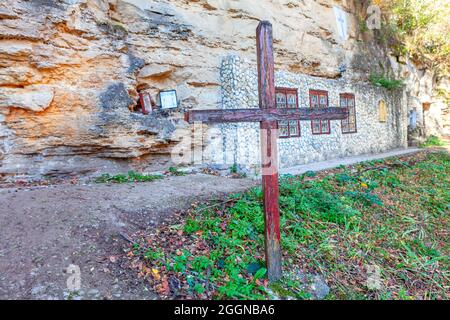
[152,268,161,280]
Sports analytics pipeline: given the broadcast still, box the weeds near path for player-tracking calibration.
[128,151,449,300]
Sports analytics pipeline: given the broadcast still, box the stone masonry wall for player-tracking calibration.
[207,55,408,171]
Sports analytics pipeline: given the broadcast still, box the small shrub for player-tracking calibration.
[184,218,201,234]
[370,73,404,90]
[230,163,238,174]
[144,248,164,262]
[420,135,445,148]
[304,171,317,178]
[334,173,356,185]
[191,256,212,272]
[168,167,186,176]
[94,171,163,183]
[344,191,383,207]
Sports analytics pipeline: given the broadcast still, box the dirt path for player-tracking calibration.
[0,174,256,300]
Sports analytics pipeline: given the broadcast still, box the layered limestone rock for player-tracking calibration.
[0,0,446,179]
[0,0,189,178]
[388,54,449,142]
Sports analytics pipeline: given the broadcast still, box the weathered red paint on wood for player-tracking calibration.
[185,107,348,123]
[184,21,350,283]
[256,21,283,282]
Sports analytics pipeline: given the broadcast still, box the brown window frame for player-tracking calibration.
[340,93,357,134]
[309,89,330,135]
[276,87,301,138]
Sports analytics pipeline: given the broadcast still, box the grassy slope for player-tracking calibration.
[128,151,449,300]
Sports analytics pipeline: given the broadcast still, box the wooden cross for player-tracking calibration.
[185,21,348,282]
[336,13,346,39]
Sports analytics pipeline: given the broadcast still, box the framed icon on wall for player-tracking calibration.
[139,92,153,115]
[159,90,178,109]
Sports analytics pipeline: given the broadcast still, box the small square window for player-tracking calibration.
[313,120,321,132]
[279,121,289,137]
[276,93,286,108]
[287,94,297,108]
[289,121,299,136]
[349,123,356,132]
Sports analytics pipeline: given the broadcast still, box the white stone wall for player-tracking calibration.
[208,55,408,170]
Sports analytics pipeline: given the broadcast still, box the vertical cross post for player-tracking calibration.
[184,21,349,283]
[256,21,282,282]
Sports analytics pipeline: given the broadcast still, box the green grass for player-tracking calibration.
[230,163,238,174]
[168,167,186,176]
[94,171,163,184]
[129,151,449,300]
[420,135,446,148]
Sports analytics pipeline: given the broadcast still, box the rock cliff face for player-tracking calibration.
[0,0,446,179]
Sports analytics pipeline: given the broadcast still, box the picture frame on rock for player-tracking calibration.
[139,92,153,115]
[159,90,178,109]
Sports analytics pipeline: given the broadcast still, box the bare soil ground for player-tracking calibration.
[0,174,256,300]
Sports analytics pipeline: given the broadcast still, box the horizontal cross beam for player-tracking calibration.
[185,107,349,124]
